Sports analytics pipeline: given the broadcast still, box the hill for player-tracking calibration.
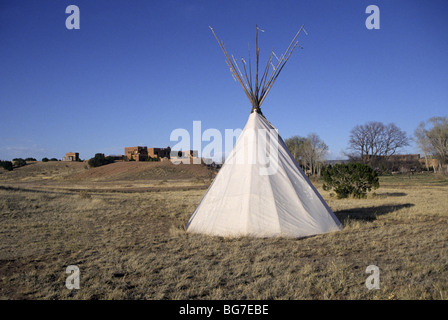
[67,161,215,181]
[0,161,86,182]
[0,161,217,194]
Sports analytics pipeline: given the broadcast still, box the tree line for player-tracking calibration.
[414,117,448,173]
[285,133,328,176]
[285,116,448,176]
[345,121,411,173]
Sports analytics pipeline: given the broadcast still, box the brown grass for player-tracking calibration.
[0,162,447,300]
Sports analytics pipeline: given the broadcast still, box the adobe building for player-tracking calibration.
[125,146,173,161]
[388,154,420,162]
[62,152,79,161]
[170,150,199,164]
[125,146,149,161]
[419,156,441,172]
[148,147,171,159]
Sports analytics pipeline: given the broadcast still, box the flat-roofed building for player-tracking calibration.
[125,146,149,161]
[62,152,79,161]
[148,147,171,159]
[170,150,199,164]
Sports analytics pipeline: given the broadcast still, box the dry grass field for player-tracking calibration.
[0,161,447,300]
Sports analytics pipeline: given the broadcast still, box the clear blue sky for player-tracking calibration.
[1,0,447,161]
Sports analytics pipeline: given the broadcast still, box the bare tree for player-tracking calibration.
[347,121,409,167]
[381,123,410,158]
[366,121,385,158]
[414,121,433,171]
[305,133,329,176]
[285,136,307,167]
[347,122,384,160]
[416,117,448,173]
[285,133,328,176]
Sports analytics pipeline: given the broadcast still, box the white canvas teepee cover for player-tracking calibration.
[186,111,343,238]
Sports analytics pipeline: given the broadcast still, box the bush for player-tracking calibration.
[0,160,13,171]
[25,157,37,162]
[147,156,161,162]
[322,162,379,199]
[12,158,26,168]
[42,157,49,162]
[88,153,114,168]
[49,158,59,161]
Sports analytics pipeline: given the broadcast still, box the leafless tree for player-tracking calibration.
[304,133,329,176]
[347,121,409,167]
[414,122,433,171]
[285,133,328,176]
[285,135,307,166]
[415,117,448,173]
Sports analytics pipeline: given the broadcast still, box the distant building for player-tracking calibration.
[148,147,171,159]
[387,154,420,162]
[62,152,79,161]
[385,154,421,173]
[418,156,441,172]
[125,146,174,161]
[170,150,199,164]
[125,146,149,161]
[324,159,350,166]
[343,154,423,173]
[360,154,421,163]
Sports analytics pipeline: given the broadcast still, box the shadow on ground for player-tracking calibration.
[375,192,407,198]
[334,203,415,224]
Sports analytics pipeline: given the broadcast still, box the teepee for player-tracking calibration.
[186,26,342,238]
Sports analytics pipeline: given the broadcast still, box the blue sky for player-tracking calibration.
[1,0,447,161]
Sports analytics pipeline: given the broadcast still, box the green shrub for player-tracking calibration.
[42,157,49,162]
[88,153,114,168]
[25,157,37,162]
[322,162,379,199]
[0,160,13,171]
[12,158,26,168]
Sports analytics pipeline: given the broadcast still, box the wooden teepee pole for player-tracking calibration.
[259,24,304,106]
[209,24,305,113]
[209,26,253,104]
